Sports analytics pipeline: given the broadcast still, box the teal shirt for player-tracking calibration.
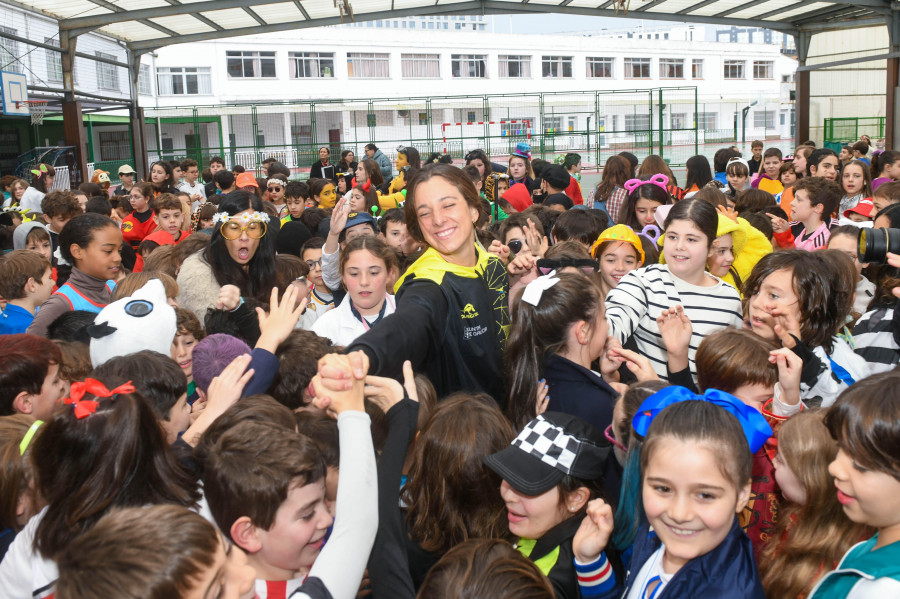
[809,535,900,598]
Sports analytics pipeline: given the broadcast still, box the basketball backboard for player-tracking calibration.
[0,71,30,116]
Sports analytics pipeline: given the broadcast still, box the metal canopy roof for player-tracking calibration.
[15,0,890,53]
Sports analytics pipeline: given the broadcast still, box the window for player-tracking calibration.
[138,63,152,95]
[98,130,131,161]
[401,54,440,78]
[0,27,18,69]
[96,51,120,91]
[624,58,651,79]
[451,54,486,78]
[347,53,389,78]
[697,112,717,129]
[289,52,334,78]
[586,57,613,78]
[418,112,429,125]
[625,113,651,132]
[753,110,775,129]
[753,60,773,79]
[724,60,745,79]
[45,37,61,82]
[226,51,276,78]
[542,56,573,78]
[499,55,531,78]
[691,59,703,79]
[157,67,211,95]
[501,118,532,136]
[671,113,687,129]
[544,117,562,133]
[659,58,684,79]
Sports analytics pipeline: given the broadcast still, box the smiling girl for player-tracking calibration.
[591,225,645,298]
[839,159,873,215]
[605,198,744,381]
[809,372,900,597]
[346,164,510,403]
[618,175,671,232]
[312,236,397,346]
[121,182,156,250]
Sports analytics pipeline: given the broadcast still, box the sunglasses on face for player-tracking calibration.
[507,239,525,254]
[220,221,267,240]
[268,186,283,193]
[118,172,133,177]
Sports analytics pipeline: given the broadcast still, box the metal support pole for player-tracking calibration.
[886,12,900,148]
[126,47,149,179]
[59,30,86,186]
[694,87,699,156]
[793,30,812,145]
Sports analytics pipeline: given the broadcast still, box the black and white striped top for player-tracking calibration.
[605,264,744,380]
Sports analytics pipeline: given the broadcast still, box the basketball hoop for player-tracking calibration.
[16,100,48,125]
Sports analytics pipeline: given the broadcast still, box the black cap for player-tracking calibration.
[542,164,571,191]
[483,412,611,496]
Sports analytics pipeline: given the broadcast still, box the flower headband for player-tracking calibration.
[522,271,560,306]
[623,174,669,194]
[211,211,271,225]
[62,378,136,419]
[30,163,49,178]
[632,386,772,453]
[267,178,287,187]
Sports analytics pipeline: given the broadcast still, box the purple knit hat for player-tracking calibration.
[191,333,251,393]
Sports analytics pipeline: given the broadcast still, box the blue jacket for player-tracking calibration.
[371,149,393,181]
[623,518,764,599]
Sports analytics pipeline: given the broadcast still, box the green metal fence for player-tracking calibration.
[823,117,885,149]
[141,86,780,175]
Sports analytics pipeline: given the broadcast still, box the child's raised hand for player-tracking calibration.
[524,218,548,258]
[255,285,308,352]
[657,306,692,350]
[607,346,659,382]
[206,354,254,411]
[767,212,790,234]
[313,352,368,416]
[487,239,511,264]
[770,347,802,406]
[535,378,550,416]
[771,308,801,349]
[363,374,404,412]
[215,284,242,311]
[573,498,614,564]
[599,336,624,378]
[330,196,350,231]
[717,204,739,223]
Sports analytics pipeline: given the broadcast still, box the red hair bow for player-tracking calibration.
[362,180,371,193]
[62,378,136,419]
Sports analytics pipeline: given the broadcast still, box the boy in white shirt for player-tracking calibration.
[178,158,207,212]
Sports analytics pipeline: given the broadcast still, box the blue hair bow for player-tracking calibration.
[632,386,773,453]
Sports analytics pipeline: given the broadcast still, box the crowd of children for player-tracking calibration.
[0,135,899,599]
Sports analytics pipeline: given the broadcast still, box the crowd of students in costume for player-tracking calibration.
[0,135,899,599]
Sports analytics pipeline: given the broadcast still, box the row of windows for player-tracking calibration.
[224,51,777,81]
[347,20,486,30]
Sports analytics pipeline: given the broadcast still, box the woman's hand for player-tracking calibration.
[216,284,241,311]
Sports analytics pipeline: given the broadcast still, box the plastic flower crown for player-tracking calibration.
[212,211,271,226]
[267,178,287,187]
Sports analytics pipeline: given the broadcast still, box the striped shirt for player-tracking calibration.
[605,264,744,380]
[853,306,900,374]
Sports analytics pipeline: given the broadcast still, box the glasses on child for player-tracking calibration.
[305,258,322,269]
[268,186,283,193]
[507,239,525,254]
[220,220,267,240]
[604,425,628,453]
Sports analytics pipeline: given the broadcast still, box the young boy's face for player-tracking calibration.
[780,169,797,187]
[726,171,748,192]
[161,393,190,445]
[171,330,197,378]
[156,208,184,239]
[31,267,54,305]
[184,166,199,184]
[839,148,852,162]
[47,214,72,234]
[828,233,867,276]
[303,248,325,289]
[253,478,333,578]
[17,362,67,420]
[381,221,409,253]
[790,188,818,223]
[25,236,53,262]
[751,146,762,160]
[209,161,225,174]
[286,196,305,219]
[199,218,214,231]
[763,156,781,179]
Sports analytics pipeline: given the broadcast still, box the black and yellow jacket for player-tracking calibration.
[347,243,509,404]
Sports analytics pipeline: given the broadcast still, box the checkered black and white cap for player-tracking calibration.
[484,412,611,496]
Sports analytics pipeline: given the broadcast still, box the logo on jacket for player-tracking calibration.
[461,303,479,319]
[122,221,133,232]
